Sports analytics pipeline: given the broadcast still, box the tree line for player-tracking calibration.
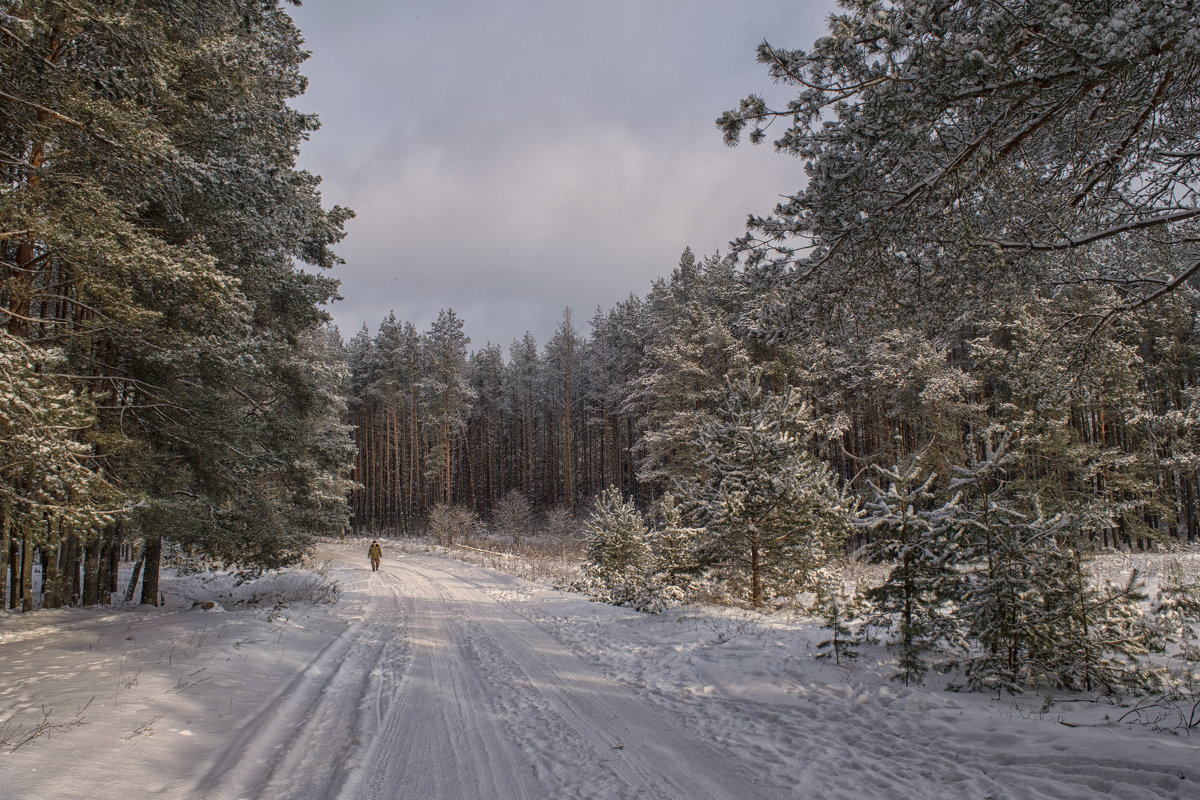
[1,1,354,611]
[347,239,1200,555]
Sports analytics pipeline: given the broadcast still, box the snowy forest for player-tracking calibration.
[5,0,1200,694]
[344,0,1200,692]
[1,3,355,610]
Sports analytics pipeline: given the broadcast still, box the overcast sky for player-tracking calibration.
[288,0,837,350]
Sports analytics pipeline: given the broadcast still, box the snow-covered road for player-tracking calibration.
[350,555,779,800]
[196,547,778,799]
[2,541,1198,799]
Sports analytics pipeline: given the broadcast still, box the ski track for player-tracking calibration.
[194,558,409,800]
[174,548,1200,800]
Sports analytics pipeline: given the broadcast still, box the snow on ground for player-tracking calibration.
[1,539,1197,799]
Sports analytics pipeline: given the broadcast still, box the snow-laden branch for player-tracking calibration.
[988,209,1200,251]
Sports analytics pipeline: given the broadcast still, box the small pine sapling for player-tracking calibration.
[816,585,864,666]
[858,455,961,685]
[1153,562,1200,673]
[580,486,653,608]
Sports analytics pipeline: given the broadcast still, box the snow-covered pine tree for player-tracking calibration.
[545,309,584,513]
[951,427,1155,693]
[0,334,117,609]
[681,377,853,607]
[951,426,1055,693]
[815,587,863,666]
[422,310,476,505]
[719,0,1200,342]
[858,455,962,685]
[469,343,506,516]
[505,332,543,503]
[646,493,704,602]
[2,2,354,599]
[632,250,750,491]
[582,486,652,607]
[1153,562,1200,673]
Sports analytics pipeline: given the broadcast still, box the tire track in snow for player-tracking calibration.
[345,556,787,800]
[344,564,539,800]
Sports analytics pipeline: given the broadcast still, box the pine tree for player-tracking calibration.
[1,2,353,597]
[1154,562,1200,673]
[582,486,652,606]
[719,0,1200,341]
[646,493,703,601]
[681,377,853,607]
[633,251,750,490]
[545,309,584,512]
[422,310,475,505]
[816,588,863,666]
[858,456,962,685]
[951,427,1155,693]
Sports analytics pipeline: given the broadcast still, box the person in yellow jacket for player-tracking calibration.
[368,540,382,572]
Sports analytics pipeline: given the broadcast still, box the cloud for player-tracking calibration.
[290,0,835,347]
[321,123,802,346]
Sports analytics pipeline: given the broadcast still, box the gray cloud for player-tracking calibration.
[289,0,836,347]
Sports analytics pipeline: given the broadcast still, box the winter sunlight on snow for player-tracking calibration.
[4,1,1200,798]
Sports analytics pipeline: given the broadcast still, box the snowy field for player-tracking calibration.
[1,539,1198,800]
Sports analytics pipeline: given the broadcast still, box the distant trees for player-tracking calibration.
[344,249,751,532]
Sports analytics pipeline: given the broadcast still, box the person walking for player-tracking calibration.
[368,540,382,572]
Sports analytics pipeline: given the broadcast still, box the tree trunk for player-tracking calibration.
[0,512,9,610]
[8,530,19,609]
[140,536,162,606]
[750,543,762,608]
[124,544,145,603]
[43,522,61,609]
[59,529,80,606]
[107,526,121,595]
[20,530,34,612]
[83,535,101,605]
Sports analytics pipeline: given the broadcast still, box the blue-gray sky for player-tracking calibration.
[288,0,837,349]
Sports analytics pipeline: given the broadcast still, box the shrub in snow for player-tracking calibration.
[427,504,482,546]
[492,490,533,543]
[542,504,579,543]
[1153,562,1200,671]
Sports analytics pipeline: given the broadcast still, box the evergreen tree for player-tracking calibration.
[422,309,475,505]
[859,456,962,685]
[545,309,584,512]
[816,587,863,667]
[634,250,750,490]
[952,427,1153,693]
[681,377,853,607]
[582,486,652,606]
[719,0,1200,341]
[1,1,353,603]
[1153,562,1200,673]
